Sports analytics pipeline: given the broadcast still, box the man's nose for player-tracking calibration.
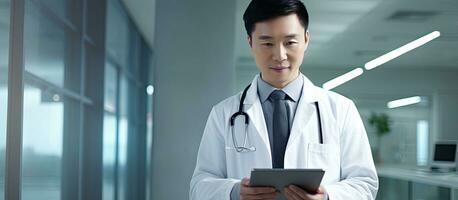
[273,44,287,62]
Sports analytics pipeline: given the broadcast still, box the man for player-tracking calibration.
[190,0,378,199]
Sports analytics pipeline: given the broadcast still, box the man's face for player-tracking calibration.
[248,14,309,88]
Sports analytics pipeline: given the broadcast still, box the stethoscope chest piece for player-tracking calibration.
[230,84,256,153]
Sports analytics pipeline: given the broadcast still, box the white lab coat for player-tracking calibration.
[190,74,378,200]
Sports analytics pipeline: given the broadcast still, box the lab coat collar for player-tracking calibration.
[241,73,325,160]
[243,73,325,105]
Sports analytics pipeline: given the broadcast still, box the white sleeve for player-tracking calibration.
[189,107,239,200]
[325,101,379,200]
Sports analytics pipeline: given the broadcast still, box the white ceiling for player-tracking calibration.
[117,0,458,103]
[235,0,458,73]
[120,0,458,74]
[2,0,457,93]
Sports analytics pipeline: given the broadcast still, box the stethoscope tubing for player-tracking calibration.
[230,84,324,153]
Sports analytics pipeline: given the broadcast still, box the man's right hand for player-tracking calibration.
[240,177,278,200]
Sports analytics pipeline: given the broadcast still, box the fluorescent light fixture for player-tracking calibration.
[322,68,363,90]
[364,31,441,70]
[387,96,422,109]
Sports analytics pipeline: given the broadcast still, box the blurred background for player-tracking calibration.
[1,0,458,199]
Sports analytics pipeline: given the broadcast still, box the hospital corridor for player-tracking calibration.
[1,0,458,199]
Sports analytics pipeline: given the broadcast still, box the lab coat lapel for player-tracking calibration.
[287,74,325,148]
[243,75,271,157]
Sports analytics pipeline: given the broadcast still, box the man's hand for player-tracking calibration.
[284,185,326,200]
[240,177,278,200]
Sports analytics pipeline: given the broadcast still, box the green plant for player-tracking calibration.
[368,112,392,163]
[368,113,391,137]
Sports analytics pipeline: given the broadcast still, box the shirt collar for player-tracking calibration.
[257,73,303,103]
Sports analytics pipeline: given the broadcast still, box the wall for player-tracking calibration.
[433,93,458,141]
[152,0,237,199]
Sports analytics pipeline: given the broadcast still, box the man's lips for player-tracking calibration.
[269,66,290,71]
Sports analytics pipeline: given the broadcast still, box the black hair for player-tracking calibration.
[243,0,309,36]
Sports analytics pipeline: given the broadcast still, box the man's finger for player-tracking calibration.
[241,178,250,186]
[243,186,276,195]
[290,185,326,198]
[316,186,326,194]
[289,185,311,199]
[284,188,301,200]
[242,191,278,200]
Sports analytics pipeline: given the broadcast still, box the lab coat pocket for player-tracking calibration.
[307,143,340,183]
[307,144,330,170]
[225,145,258,178]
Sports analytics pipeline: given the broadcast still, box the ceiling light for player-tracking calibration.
[323,68,363,90]
[387,96,422,109]
[365,31,440,70]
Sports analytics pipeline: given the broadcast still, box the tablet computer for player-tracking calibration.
[250,168,325,198]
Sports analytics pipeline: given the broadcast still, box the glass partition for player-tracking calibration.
[0,0,10,199]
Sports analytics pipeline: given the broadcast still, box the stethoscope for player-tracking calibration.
[230,84,324,153]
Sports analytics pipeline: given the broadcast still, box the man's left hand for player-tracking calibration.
[284,185,326,200]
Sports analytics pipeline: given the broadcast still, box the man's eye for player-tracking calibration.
[262,43,273,47]
[286,41,297,46]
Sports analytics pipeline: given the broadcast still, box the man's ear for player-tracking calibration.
[247,36,252,48]
[304,31,310,49]
[304,31,310,44]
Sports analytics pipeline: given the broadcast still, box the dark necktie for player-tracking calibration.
[269,90,289,168]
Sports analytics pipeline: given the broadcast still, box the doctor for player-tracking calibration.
[190,0,378,199]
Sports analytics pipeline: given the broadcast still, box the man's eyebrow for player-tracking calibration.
[258,35,273,40]
[258,34,299,40]
[285,34,299,39]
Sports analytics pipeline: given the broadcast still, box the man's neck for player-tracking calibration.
[260,73,300,89]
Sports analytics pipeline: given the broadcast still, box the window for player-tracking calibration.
[21,84,64,200]
[117,76,129,200]
[360,97,431,166]
[24,1,68,90]
[106,0,130,69]
[103,1,153,199]
[103,62,118,200]
[3,0,153,199]
[0,0,10,199]
[40,0,67,20]
[417,120,429,166]
[21,0,82,199]
[145,87,153,200]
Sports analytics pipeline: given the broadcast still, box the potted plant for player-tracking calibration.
[368,112,392,163]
